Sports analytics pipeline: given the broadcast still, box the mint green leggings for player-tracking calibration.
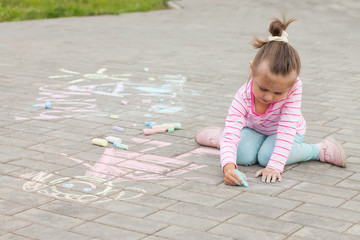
[237,128,320,166]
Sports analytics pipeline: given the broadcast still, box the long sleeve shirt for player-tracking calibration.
[220,78,306,173]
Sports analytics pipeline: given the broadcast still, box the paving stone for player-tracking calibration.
[14,208,84,230]
[158,188,224,206]
[0,199,29,215]
[175,201,236,222]
[277,189,346,207]
[232,192,301,210]
[292,182,358,199]
[38,200,109,220]
[279,211,352,233]
[72,222,145,240]
[0,234,33,240]
[227,213,301,234]
[0,215,31,232]
[293,226,359,240]
[216,200,286,219]
[294,203,360,223]
[155,225,228,240]
[95,212,168,235]
[15,224,90,240]
[146,210,219,231]
[209,223,285,240]
[346,224,360,236]
[0,187,53,207]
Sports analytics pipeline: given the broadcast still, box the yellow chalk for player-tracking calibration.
[91,138,108,147]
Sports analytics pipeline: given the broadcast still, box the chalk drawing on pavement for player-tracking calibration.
[21,138,219,204]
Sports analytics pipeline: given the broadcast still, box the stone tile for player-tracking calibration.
[95,212,168,235]
[14,208,83,230]
[0,187,53,206]
[293,226,359,240]
[155,225,228,240]
[292,182,358,199]
[339,200,360,212]
[165,202,236,222]
[227,213,301,234]
[15,224,90,240]
[294,203,360,223]
[209,223,285,240]
[0,234,33,240]
[279,211,352,233]
[347,224,360,236]
[72,222,145,240]
[0,215,31,232]
[231,192,302,211]
[38,200,109,220]
[175,181,240,199]
[158,188,224,206]
[94,200,158,218]
[216,200,286,219]
[123,194,176,209]
[277,189,345,207]
[7,158,66,173]
[0,199,29,215]
[145,210,219,231]
[282,169,341,185]
[336,179,360,191]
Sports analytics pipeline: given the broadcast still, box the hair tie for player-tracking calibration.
[268,30,288,43]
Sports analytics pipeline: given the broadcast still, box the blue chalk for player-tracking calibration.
[144,121,157,127]
[234,169,248,187]
[45,101,51,109]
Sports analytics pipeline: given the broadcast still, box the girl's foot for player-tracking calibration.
[319,137,346,167]
[195,127,223,148]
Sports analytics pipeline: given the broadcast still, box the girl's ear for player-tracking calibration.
[249,61,253,74]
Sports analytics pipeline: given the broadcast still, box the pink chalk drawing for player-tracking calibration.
[21,138,219,204]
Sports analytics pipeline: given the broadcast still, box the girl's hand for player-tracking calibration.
[223,164,246,186]
[255,168,282,183]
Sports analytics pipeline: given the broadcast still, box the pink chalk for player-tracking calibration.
[121,100,128,105]
[143,129,156,135]
[142,99,152,104]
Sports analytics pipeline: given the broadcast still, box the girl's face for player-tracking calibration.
[251,61,297,105]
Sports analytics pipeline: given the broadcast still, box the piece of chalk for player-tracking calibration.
[110,114,119,119]
[45,101,51,109]
[121,100,128,105]
[159,98,164,103]
[162,123,181,130]
[91,138,108,147]
[112,126,124,132]
[143,129,156,135]
[148,77,155,81]
[113,142,128,150]
[106,136,122,144]
[144,121,157,127]
[234,169,248,187]
[152,125,175,130]
[168,128,175,133]
[144,67,149,72]
[142,99,152,104]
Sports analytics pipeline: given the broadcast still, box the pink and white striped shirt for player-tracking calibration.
[220,78,306,173]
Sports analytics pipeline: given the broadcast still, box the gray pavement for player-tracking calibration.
[0,0,360,239]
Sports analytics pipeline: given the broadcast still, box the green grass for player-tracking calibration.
[0,0,169,22]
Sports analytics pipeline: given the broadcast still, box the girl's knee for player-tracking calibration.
[258,147,271,167]
[237,148,258,166]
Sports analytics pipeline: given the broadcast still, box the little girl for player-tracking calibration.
[195,17,346,185]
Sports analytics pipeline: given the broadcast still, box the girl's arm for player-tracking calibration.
[220,88,248,172]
